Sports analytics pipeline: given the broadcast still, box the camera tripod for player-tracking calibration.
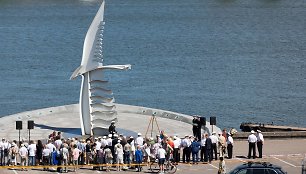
[145,115,161,138]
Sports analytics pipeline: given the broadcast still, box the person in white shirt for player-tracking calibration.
[256,130,264,158]
[101,136,108,148]
[19,144,28,171]
[136,133,144,146]
[42,145,51,171]
[181,135,191,163]
[115,142,124,171]
[106,134,113,147]
[200,133,206,162]
[54,138,62,149]
[227,133,234,159]
[0,138,10,166]
[9,142,18,166]
[46,140,56,165]
[28,140,37,166]
[157,146,167,173]
[248,130,257,159]
[173,136,181,164]
[95,138,101,152]
[209,132,218,160]
[61,144,69,173]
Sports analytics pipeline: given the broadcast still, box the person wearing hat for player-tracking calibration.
[209,131,218,160]
[0,138,10,166]
[136,133,144,146]
[204,133,213,163]
[19,144,28,171]
[181,135,191,163]
[192,116,200,140]
[109,120,117,135]
[173,135,181,164]
[247,130,257,159]
[9,142,18,166]
[226,133,234,159]
[256,130,264,158]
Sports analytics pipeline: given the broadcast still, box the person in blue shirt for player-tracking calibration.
[135,145,143,172]
[190,137,201,164]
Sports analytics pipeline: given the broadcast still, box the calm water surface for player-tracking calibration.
[0,0,305,129]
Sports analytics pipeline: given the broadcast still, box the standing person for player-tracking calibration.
[256,130,264,158]
[248,130,257,159]
[97,146,104,171]
[104,147,113,172]
[196,117,203,141]
[46,139,56,165]
[1,138,10,166]
[111,134,119,164]
[200,133,206,162]
[123,141,131,167]
[36,140,44,165]
[173,136,181,164]
[205,134,212,163]
[192,116,199,139]
[72,144,80,172]
[135,145,143,172]
[210,132,218,160]
[190,138,201,164]
[109,121,117,135]
[115,141,124,171]
[9,143,18,166]
[61,144,69,173]
[217,157,226,174]
[181,135,191,163]
[227,133,234,159]
[135,133,144,147]
[28,140,37,166]
[42,145,51,171]
[218,132,226,158]
[77,139,86,165]
[85,140,92,165]
[157,145,166,174]
[19,144,28,171]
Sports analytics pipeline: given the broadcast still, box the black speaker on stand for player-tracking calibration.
[28,120,34,143]
[16,121,22,130]
[16,121,22,147]
[210,117,216,133]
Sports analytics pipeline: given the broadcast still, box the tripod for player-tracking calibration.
[145,115,161,138]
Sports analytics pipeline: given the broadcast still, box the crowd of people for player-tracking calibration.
[0,127,264,173]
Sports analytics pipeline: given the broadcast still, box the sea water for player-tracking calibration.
[0,0,305,129]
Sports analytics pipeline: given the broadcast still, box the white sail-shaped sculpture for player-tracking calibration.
[70,0,131,136]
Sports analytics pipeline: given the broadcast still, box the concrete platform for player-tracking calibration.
[0,103,220,140]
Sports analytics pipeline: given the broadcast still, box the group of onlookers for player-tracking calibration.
[0,128,264,173]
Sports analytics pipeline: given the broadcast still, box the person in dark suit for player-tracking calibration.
[192,116,199,138]
[204,134,212,163]
[109,121,116,135]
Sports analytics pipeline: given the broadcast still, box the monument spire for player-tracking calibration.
[70,0,131,135]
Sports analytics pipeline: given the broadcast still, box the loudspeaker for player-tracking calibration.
[16,121,22,130]
[200,117,206,126]
[210,117,216,125]
[28,120,34,129]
